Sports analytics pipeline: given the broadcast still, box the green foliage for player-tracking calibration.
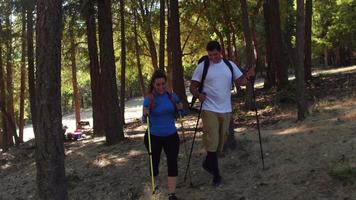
[330,162,356,185]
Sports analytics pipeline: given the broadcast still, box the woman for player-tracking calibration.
[143,69,183,200]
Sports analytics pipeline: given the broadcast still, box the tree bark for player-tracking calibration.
[168,0,188,107]
[69,15,81,129]
[304,0,312,80]
[295,0,308,120]
[166,0,173,92]
[0,22,9,151]
[97,0,124,144]
[35,0,68,198]
[19,5,27,143]
[133,10,146,96]
[159,0,165,70]
[81,0,105,136]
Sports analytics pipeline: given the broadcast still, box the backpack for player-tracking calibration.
[189,58,235,109]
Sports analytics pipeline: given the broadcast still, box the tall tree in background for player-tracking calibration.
[137,0,158,70]
[168,0,188,107]
[295,0,308,120]
[35,0,68,198]
[304,0,312,80]
[27,0,36,132]
[267,0,288,89]
[81,0,105,136]
[19,3,27,142]
[120,0,126,125]
[263,1,275,89]
[159,0,165,70]
[97,0,124,144]
[68,10,81,128]
[133,10,146,96]
[0,22,9,151]
[240,0,255,110]
[5,2,15,146]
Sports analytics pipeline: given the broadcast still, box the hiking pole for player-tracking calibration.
[179,111,192,185]
[184,102,203,184]
[146,115,156,195]
[250,80,265,170]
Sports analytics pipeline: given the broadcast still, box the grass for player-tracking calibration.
[329,162,356,185]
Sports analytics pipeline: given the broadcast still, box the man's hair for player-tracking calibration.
[206,40,221,52]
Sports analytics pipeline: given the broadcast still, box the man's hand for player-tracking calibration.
[198,92,206,102]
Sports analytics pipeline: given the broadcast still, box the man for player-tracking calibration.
[190,41,254,186]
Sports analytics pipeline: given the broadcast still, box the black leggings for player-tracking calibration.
[144,132,180,177]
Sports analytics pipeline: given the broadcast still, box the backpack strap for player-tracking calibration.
[222,58,234,86]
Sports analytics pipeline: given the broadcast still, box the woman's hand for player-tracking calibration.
[143,107,149,116]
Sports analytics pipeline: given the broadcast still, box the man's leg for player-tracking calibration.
[217,112,232,153]
[201,110,221,184]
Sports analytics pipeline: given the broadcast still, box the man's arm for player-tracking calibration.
[234,67,255,87]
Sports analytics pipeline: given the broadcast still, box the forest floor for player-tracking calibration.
[1,66,356,200]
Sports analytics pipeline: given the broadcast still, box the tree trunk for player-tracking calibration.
[240,0,255,110]
[133,11,146,96]
[120,0,126,125]
[295,0,308,120]
[5,13,15,146]
[69,16,81,129]
[19,5,27,143]
[97,0,124,144]
[81,0,105,136]
[263,1,275,89]
[166,0,173,92]
[159,0,165,70]
[168,0,188,108]
[0,23,9,151]
[35,0,68,198]
[27,0,36,132]
[324,47,328,67]
[304,0,312,80]
[268,0,288,89]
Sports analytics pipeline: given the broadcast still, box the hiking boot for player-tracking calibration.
[202,160,213,175]
[168,193,178,200]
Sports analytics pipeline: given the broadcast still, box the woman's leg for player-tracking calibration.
[163,133,180,194]
[144,133,163,178]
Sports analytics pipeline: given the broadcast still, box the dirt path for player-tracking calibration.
[1,67,356,200]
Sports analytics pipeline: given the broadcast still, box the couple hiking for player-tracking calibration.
[142,40,255,200]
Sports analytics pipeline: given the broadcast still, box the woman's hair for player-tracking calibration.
[148,69,167,94]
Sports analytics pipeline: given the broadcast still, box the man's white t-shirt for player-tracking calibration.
[191,59,243,113]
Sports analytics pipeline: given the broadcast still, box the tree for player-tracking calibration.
[120,0,126,125]
[27,0,36,132]
[19,3,27,142]
[35,0,68,198]
[267,0,288,89]
[133,10,146,97]
[159,0,165,70]
[168,0,188,107]
[240,0,255,110]
[295,0,308,120]
[97,0,124,144]
[263,1,276,89]
[304,0,312,80]
[68,10,81,128]
[81,0,105,136]
[137,0,158,70]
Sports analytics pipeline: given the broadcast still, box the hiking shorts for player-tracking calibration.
[201,110,231,152]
